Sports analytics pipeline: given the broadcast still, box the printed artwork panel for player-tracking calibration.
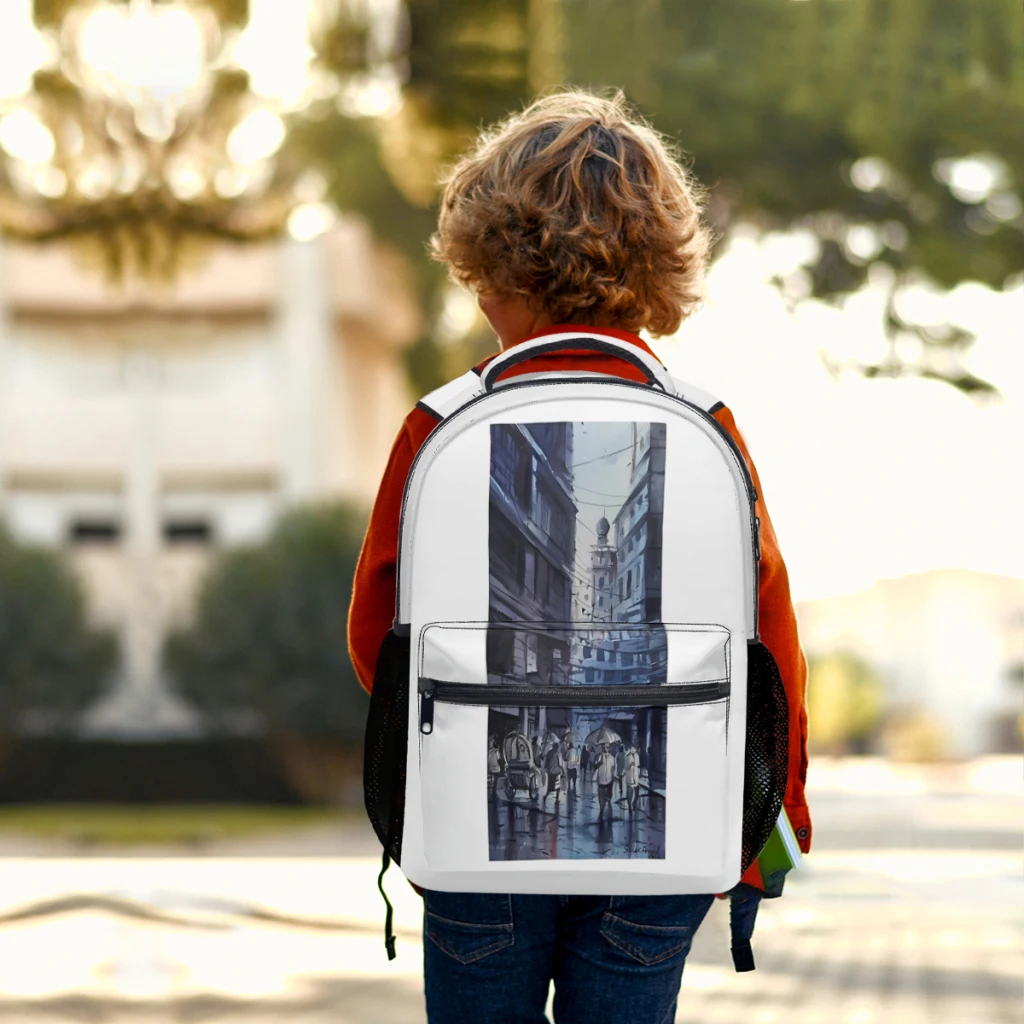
[487,422,668,861]
[487,704,667,861]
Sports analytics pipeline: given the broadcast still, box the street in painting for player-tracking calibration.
[487,421,669,861]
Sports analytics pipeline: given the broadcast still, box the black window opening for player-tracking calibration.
[487,626,516,677]
[69,518,122,544]
[163,518,214,545]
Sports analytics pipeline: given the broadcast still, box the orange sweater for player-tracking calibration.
[347,325,811,858]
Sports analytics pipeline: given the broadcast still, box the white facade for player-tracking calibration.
[0,221,419,737]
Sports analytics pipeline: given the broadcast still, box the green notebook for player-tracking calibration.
[757,807,803,878]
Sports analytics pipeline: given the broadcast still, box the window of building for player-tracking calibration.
[597,649,605,662]
[550,505,568,546]
[536,556,549,601]
[585,668,595,683]
[550,570,565,607]
[487,626,515,676]
[68,518,122,544]
[618,577,624,600]
[626,570,632,596]
[513,448,532,509]
[163,518,213,544]
[525,632,538,674]
[491,519,518,577]
[583,645,592,659]
[546,422,568,473]
[523,549,536,596]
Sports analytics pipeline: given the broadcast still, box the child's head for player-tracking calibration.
[432,89,711,343]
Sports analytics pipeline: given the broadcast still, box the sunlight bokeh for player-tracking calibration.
[653,231,1024,601]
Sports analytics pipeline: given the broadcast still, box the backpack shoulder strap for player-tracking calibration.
[729,887,763,972]
[416,369,483,422]
[416,368,723,422]
[669,375,724,415]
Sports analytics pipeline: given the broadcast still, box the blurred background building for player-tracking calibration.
[0,226,418,737]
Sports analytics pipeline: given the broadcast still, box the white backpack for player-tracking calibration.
[364,334,788,959]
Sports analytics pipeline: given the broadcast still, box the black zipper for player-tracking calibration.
[418,679,730,734]
[394,375,759,630]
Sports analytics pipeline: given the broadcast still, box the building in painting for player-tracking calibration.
[575,423,669,690]
[487,422,577,687]
[612,423,667,624]
[589,516,616,623]
[572,422,670,783]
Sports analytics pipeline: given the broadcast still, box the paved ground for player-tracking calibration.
[0,758,1020,1024]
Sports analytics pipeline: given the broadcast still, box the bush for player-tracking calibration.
[0,526,116,733]
[165,503,369,742]
[807,650,884,756]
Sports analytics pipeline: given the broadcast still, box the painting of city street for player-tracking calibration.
[486,421,668,860]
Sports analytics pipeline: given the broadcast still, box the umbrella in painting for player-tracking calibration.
[562,729,581,744]
[540,731,562,751]
[585,726,622,750]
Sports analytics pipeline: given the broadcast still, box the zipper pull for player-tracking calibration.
[419,679,435,734]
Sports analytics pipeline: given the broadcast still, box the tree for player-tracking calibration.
[164,503,369,742]
[300,0,1022,396]
[563,0,1023,396]
[806,651,884,755]
[0,526,116,733]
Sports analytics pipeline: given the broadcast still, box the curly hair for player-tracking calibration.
[431,89,711,337]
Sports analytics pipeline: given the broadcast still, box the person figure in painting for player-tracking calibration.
[544,739,565,803]
[579,741,590,785]
[595,742,616,819]
[564,737,580,794]
[625,745,641,811]
[348,89,810,1023]
[487,734,501,799]
[614,743,627,799]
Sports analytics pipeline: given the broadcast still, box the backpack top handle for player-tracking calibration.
[481,333,677,396]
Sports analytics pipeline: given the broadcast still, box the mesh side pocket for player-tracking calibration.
[363,629,410,865]
[741,640,789,872]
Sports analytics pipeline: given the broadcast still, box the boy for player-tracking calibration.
[349,89,809,1024]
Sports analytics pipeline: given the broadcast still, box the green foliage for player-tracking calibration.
[0,803,343,847]
[563,0,1023,379]
[807,650,885,755]
[592,0,1022,277]
[303,0,1022,396]
[165,504,369,740]
[0,527,116,732]
[33,0,250,29]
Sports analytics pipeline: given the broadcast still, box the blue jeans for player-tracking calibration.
[422,891,715,1023]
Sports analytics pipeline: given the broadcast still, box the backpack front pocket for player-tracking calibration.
[416,623,733,876]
